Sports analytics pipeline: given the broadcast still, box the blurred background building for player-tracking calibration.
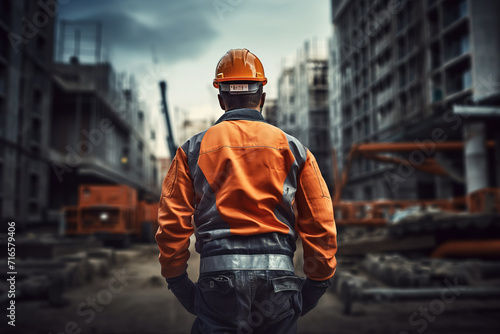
[0,1,56,226]
[262,98,278,126]
[174,111,213,146]
[50,60,161,208]
[277,39,333,190]
[0,3,162,229]
[328,0,500,201]
[277,57,298,138]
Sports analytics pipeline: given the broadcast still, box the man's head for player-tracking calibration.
[213,49,267,112]
[217,81,266,111]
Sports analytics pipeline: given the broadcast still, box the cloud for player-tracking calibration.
[58,0,218,65]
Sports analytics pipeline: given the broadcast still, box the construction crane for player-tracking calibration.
[151,44,177,159]
[159,80,177,159]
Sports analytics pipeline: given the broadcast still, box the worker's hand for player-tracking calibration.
[166,272,196,315]
[300,278,331,316]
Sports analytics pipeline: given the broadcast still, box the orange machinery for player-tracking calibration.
[64,185,158,243]
[332,141,499,226]
[333,197,467,226]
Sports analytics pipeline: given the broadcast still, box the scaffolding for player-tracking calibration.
[57,20,103,64]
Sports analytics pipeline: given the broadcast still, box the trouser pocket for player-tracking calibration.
[267,276,305,322]
[195,274,239,319]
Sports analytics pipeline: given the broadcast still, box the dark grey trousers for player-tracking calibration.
[191,270,305,334]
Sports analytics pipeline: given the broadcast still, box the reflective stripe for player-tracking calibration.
[200,254,294,273]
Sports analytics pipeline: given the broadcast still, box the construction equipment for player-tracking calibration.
[160,80,177,159]
[64,185,158,246]
[331,140,500,315]
[339,280,500,315]
[151,42,177,159]
[332,141,499,226]
[430,239,500,259]
[333,254,500,314]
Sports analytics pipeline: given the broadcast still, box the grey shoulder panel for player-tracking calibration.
[181,129,208,179]
[284,133,308,168]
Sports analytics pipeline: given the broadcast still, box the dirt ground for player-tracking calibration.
[4,244,500,334]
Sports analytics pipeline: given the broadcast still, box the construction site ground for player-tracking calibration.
[6,243,500,334]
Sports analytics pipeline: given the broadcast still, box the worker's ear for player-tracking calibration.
[259,92,266,111]
[217,94,226,111]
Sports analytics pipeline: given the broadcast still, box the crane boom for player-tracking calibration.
[159,80,177,159]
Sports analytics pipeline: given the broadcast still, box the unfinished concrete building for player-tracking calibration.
[49,60,161,211]
[51,20,162,217]
[0,10,162,226]
[0,0,56,225]
[263,98,279,127]
[277,58,298,139]
[330,0,500,201]
[277,39,332,190]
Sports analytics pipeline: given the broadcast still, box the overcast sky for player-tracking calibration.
[58,0,332,156]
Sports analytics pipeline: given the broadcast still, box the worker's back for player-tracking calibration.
[183,109,306,256]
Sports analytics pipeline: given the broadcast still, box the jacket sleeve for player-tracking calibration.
[155,147,195,278]
[295,150,337,281]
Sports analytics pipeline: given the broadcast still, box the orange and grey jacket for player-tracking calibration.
[156,109,337,281]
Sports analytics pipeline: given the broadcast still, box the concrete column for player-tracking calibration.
[463,121,489,194]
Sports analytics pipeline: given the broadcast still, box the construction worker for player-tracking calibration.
[156,48,337,333]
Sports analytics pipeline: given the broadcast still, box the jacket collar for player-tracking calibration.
[214,108,267,125]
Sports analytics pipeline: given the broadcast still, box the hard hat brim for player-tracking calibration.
[213,77,267,89]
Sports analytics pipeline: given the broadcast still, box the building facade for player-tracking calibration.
[0,4,162,227]
[277,58,298,138]
[0,0,56,225]
[330,0,500,201]
[277,39,333,190]
[49,60,161,210]
[262,98,278,127]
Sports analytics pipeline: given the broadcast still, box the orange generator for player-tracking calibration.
[64,185,158,245]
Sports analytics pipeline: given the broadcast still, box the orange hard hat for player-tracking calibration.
[213,49,267,89]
